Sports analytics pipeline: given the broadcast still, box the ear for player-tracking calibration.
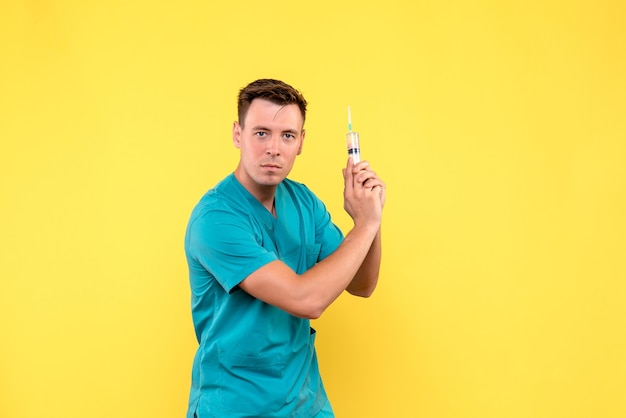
[297,129,305,155]
[232,121,242,148]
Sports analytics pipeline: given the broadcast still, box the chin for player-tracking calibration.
[255,174,284,187]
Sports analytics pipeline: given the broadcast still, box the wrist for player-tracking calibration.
[352,219,381,238]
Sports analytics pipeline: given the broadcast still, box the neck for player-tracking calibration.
[233,168,277,214]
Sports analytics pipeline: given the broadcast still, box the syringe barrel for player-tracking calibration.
[346,131,361,163]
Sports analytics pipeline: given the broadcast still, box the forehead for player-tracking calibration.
[244,99,303,129]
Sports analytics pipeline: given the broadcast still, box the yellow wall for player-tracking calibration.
[1,1,625,417]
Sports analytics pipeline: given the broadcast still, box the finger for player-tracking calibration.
[363,178,384,189]
[356,170,378,186]
[344,158,355,192]
[352,160,370,173]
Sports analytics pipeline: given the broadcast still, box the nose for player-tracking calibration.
[265,136,280,156]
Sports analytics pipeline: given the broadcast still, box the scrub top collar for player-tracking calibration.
[229,173,283,230]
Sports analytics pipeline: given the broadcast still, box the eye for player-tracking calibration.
[255,131,267,138]
[283,133,295,141]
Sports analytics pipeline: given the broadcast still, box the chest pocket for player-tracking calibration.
[279,243,321,273]
[305,243,321,270]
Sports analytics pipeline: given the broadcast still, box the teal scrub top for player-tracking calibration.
[185,174,344,418]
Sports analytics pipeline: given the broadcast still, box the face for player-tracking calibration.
[233,98,305,195]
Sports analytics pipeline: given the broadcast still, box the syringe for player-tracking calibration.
[346,106,361,163]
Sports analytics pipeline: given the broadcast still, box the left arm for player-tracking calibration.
[344,160,386,297]
[346,226,381,297]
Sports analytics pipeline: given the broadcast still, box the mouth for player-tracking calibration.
[261,163,282,170]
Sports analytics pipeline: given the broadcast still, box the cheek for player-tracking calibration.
[284,150,300,167]
[242,142,262,157]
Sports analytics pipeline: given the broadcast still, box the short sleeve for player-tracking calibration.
[187,207,278,293]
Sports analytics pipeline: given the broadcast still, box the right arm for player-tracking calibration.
[239,159,383,319]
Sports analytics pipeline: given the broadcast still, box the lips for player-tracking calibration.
[261,163,282,169]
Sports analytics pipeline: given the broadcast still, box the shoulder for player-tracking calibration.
[192,174,246,212]
[187,175,257,235]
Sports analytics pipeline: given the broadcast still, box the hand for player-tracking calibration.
[342,158,386,227]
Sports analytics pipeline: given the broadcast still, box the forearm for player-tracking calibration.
[346,226,381,297]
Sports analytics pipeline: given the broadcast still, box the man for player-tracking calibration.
[185,79,385,417]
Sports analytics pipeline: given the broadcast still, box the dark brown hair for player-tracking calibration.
[237,79,308,127]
